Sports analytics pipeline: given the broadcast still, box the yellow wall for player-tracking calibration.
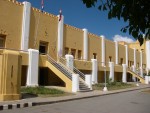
[0,0,23,49]
[105,39,115,65]
[88,33,101,61]
[0,50,21,101]
[118,44,126,65]
[129,40,145,51]
[142,52,146,66]
[20,52,28,65]
[115,66,123,72]
[63,24,83,59]
[29,8,58,59]
[136,51,140,67]
[74,60,92,70]
[128,48,134,63]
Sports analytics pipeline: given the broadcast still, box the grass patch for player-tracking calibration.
[93,82,135,91]
[21,86,71,97]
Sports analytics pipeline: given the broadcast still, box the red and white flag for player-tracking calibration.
[59,9,62,21]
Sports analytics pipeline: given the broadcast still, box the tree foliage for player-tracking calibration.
[82,0,150,45]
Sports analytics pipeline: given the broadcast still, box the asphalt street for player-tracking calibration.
[1,89,150,113]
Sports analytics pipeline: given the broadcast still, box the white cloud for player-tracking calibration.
[113,35,134,43]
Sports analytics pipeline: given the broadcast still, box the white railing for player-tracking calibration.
[46,54,72,80]
[127,67,145,79]
[58,57,85,80]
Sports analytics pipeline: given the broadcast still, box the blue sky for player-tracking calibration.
[17,0,135,42]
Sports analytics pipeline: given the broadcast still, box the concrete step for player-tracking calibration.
[79,80,91,92]
[79,89,92,92]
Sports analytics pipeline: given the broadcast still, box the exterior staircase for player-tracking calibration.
[58,56,92,92]
[79,81,91,92]
[46,55,91,92]
[127,68,145,84]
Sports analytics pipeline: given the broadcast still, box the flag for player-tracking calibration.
[59,9,62,21]
[41,0,44,12]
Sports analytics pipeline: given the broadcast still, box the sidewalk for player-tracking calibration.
[0,84,150,110]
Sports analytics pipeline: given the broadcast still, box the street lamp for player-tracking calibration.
[136,68,139,86]
[103,65,108,91]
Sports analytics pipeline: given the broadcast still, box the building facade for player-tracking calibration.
[0,0,150,101]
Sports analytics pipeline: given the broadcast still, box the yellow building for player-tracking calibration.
[0,0,150,101]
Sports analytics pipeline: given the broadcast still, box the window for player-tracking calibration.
[39,41,48,54]
[109,56,112,62]
[64,47,69,55]
[78,50,82,59]
[0,36,5,48]
[130,61,134,66]
[71,49,76,58]
[120,58,123,65]
[93,53,97,59]
[132,61,134,66]
[128,60,130,66]
[129,61,131,66]
[137,63,139,67]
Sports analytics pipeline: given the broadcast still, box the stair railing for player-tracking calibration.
[46,54,72,80]
[58,57,85,80]
[127,68,145,80]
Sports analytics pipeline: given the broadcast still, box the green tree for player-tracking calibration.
[82,0,150,45]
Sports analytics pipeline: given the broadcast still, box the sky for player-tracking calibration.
[17,0,135,42]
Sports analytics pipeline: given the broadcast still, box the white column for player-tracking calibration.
[85,74,92,90]
[132,48,137,82]
[115,41,118,65]
[140,51,143,77]
[91,59,98,84]
[132,65,136,82]
[146,41,150,70]
[122,64,127,83]
[140,67,143,78]
[125,45,128,67]
[57,15,64,57]
[65,54,74,71]
[101,35,105,66]
[21,2,31,51]
[109,62,114,82]
[83,28,88,60]
[140,51,143,68]
[146,68,149,75]
[72,74,79,92]
[145,76,149,84]
[26,49,39,87]
[134,48,136,67]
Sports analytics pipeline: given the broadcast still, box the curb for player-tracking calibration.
[0,102,36,111]
[0,86,150,111]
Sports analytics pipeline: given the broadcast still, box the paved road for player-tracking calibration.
[1,89,150,113]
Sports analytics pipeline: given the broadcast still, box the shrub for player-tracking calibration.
[21,86,64,95]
